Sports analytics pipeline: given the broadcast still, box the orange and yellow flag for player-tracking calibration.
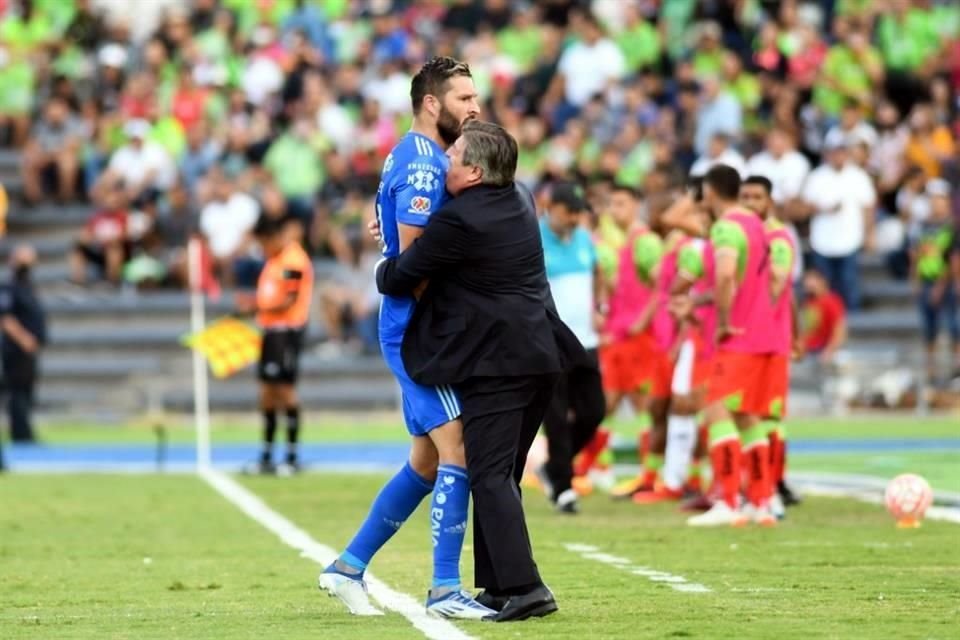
[182,317,262,379]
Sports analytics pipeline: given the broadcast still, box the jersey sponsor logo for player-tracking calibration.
[383,153,394,174]
[408,168,437,192]
[409,196,431,214]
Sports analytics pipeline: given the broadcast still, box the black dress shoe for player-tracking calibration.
[483,584,557,622]
[475,590,509,612]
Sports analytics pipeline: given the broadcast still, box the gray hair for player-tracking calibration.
[460,120,518,187]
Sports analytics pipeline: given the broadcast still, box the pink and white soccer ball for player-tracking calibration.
[884,473,933,522]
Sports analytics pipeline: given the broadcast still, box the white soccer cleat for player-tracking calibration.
[318,570,384,616]
[687,500,748,527]
[750,503,778,527]
[425,589,497,620]
[769,494,786,521]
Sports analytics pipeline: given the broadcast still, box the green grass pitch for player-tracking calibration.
[1,416,958,639]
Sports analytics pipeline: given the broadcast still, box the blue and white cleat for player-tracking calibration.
[318,565,384,616]
[425,589,497,620]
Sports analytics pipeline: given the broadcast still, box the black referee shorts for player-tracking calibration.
[258,328,304,385]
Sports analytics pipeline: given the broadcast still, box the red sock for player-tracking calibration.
[573,428,610,477]
[768,430,786,485]
[708,421,742,509]
[638,428,650,464]
[744,427,772,507]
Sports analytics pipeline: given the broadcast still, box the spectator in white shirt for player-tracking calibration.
[690,132,746,178]
[800,129,877,310]
[746,128,810,209]
[95,119,175,207]
[546,11,625,131]
[199,167,261,286]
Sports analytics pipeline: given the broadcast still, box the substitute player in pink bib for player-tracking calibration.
[741,175,802,515]
[687,165,777,528]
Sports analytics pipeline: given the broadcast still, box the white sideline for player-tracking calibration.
[199,468,475,640]
[563,543,712,593]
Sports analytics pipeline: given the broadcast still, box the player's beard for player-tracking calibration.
[437,104,466,147]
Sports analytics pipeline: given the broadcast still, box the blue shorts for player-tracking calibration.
[381,341,461,436]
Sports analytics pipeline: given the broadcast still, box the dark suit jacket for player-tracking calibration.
[376,183,588,387]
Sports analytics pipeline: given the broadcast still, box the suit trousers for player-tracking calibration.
[543,348,606,497]
[457,373,558,592]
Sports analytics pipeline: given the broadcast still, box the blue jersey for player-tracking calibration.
[376,132,449,344]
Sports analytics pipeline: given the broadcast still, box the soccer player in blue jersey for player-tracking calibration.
[319,57,488,619]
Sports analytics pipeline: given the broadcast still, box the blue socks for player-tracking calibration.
[341,462,434,573]
[430,464,469,589]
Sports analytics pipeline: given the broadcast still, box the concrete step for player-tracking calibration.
[0,149,19,171]
[860,280,912,306]
[7,204,91,229]
[0,235,73,259]
[845,309,918,337]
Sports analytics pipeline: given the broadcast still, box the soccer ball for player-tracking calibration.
[884,473,933,527]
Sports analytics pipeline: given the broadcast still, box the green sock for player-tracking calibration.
[709,420,739,446]
[643,452,664,472]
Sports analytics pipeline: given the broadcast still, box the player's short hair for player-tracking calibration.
[743,175,773,195]
[461,120,517,187]
[703,164,742,200]
[410,56,472,115]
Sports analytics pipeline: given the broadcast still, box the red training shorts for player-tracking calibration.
[600,333,657,394]
[760,353,790,419]
[707,351,769,416]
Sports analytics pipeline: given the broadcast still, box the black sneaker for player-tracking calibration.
[778,480,802,506]
[276,458,301,477]
[554,489,579,514]
[242,458,276,475]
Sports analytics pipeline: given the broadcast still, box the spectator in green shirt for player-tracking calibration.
[692,21,726,78]
[496,11,543,74]
[263,118,326,224]
[614,3,662,73]
[812,24,884,118]
[876,0,941,75]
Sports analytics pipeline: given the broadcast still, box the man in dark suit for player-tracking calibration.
[1,245,47,445]
[376,120,586,622]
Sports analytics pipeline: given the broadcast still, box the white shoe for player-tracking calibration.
[425,589,496,620]
[687,500,748,527]
[319,569,384,616]
[750,503,778,527]
[588,467,617,493]
[769,494,786,521]
[555,488,580,514]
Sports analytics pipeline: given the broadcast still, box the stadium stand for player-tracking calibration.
[0,0,957,419]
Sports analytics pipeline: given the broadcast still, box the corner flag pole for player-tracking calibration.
[188,237,212,471]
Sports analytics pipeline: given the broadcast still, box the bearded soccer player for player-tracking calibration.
[687,165,778,527]
[320,57,491,619]
[740,175,802,513]
[593,185,664,498]
[240,215,314,476]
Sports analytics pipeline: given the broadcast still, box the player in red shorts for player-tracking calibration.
[740,176,803,515]
[593,185,664,497]
[685,165,778,527]
[632,197,708,504]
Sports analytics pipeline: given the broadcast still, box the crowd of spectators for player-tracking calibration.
[1,0,958,360]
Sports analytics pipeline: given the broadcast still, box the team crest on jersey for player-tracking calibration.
[408,169,435,192]
[409,196,431,214]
